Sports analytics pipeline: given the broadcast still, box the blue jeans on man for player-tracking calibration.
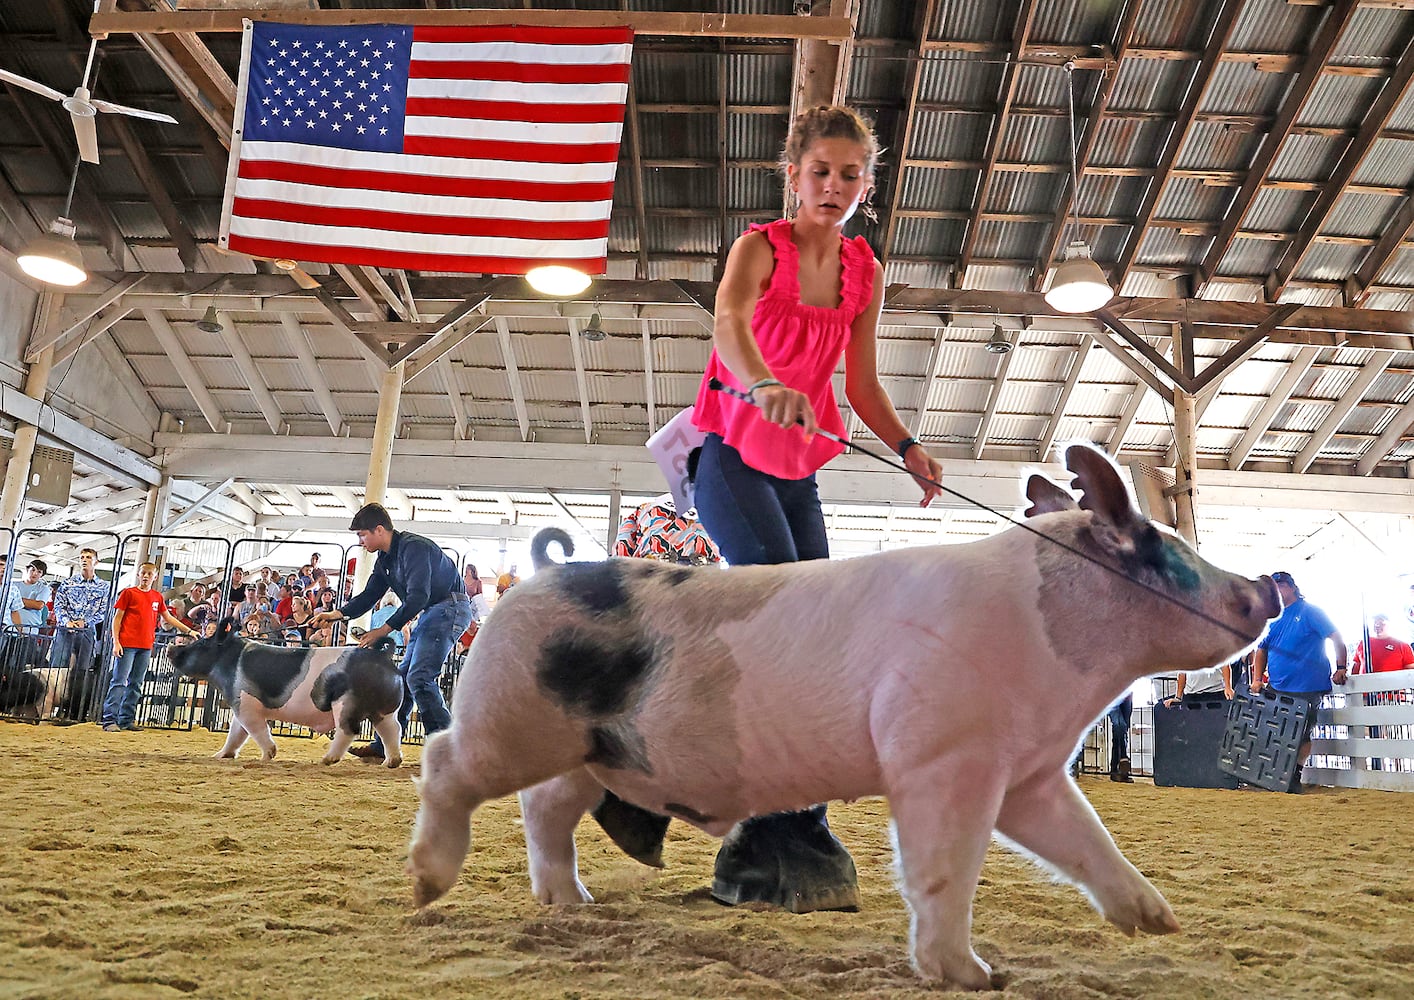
[49,625,96,674]
[366,594,473,753]
[102,647,153,728]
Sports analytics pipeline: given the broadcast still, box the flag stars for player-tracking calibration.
[357,126,366,134]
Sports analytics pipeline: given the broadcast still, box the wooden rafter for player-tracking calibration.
[277,313,344,437]
[493,316,530,442]
[1355,391,1414,475]
[1293,354,1391,472]
[1268,29,1414,300]
[973,328,1018,459]
[1196,0,1361,293]
[439,359,468,441]
[1227,346,1320,470]
[142,307,228,433]
[716,38,729,281]
[1107,335,1172,457]
[566,319,594,445]
[216,310,285,434]
[877,0,940,267]
[1349,195,1414,305]
[1035,0,1142,289]
[956,0,1039,284]
[618,0,650,280]
[105,116,200,270]
[1113,0,1243,291]
[1035,334,1092,462]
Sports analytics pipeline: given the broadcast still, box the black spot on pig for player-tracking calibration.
[664,568,693,586]
[537,631,658,717]
[310,647,402,732]
[555,561,631,615]
[585,724,650,773]
[664,801,714,825]
[235,646,313,709]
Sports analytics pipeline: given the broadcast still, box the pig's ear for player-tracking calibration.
[1065,444,1140,530]
[216,617,236,642]
[1024,475,1078,517]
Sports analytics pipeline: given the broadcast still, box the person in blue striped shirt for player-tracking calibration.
[49,548,109,674]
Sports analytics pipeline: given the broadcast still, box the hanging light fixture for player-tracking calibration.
[580,310,606,342]
[1044,62,1113,314]
[17,156,87,287]
[195,305,224,333]
[526,264,591,297]
[984,323,1013,355]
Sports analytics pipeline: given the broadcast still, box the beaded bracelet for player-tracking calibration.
[747,377,783,395]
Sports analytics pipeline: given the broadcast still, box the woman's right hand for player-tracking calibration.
[754,383,818,437]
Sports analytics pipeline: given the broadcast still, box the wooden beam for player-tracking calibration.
[1036,334,1092,462]
[1114,0,1243,290]
[1227,346,1321,470]
[141,307,228,433]
[92,9,854,39]
[1268,30,1414,299]
[53,306,130,364]
[1355,388,1414,476]
[1197,0,1361,292]
[493,316,530,441]
[973,329,1019,459]
[1036,0,1142,287]
[216,311,284,434]
[130,31,233,143]
[1188,304,1302,395]
[908,324,949,437]
[956,0,1039,283]
[277,313,344,436]
[566,319,594,445]
[878,0,940,267]
[440,358,468,441]
[1350,194,1414,305]
[1293,354,1391,473]
[1096,309,1192,390]
[641,325,657,434]
[1107,338,1171,457]
[105,116,200,270]
[162,477,235,533]
[620,7,651,281]
[1092,327,1175,404]
[26,273,145,361]
[91,331,160,432]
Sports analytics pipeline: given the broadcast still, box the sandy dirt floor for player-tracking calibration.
[1,720,1411,1000]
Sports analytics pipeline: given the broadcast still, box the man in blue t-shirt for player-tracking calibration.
[1252,571,1347,792]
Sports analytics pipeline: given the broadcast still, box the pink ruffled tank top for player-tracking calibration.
[692,219,877,480]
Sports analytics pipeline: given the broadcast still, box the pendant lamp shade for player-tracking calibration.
[1045,241,1113,314]
[18,217,87,287]
[526,265,592,297]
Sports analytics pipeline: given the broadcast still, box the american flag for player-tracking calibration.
[219,20,633,274]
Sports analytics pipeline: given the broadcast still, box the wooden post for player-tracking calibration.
[137,475,172,564]
[0,345,57,530]
[1171,390,1198,545]
[352,361,404,625]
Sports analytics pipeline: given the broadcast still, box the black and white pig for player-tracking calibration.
[407,444,1280,989]
[167,619,404,766]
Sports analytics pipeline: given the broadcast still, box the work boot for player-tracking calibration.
[1110,757,1133,783]
[711,805,859,914]
[348,742,384,760]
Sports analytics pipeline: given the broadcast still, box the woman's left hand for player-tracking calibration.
[904,444,943,507]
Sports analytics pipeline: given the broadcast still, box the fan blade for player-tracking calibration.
[73,112,99,164]
[91,99,177,125]
[0,67,67,103]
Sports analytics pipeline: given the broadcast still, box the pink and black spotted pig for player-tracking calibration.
[408,444,1279,989]
[168,619,403,766]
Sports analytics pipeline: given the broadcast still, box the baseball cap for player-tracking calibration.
[1271,571,1296,586]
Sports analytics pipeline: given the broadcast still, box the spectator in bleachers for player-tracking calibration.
[309,552,323,577]
[1252,571,1347,793]
[315,589,337,617]
[274,583,295,620]
[1162,662,1234,707]
[369,594,410,652]
[234,582,270,625]
[496,565,520,596]
[295,564,314,589]
[163,598,187,635]
[102,561,196,732]
[226,567,248,605]
[49,548,108,673]
[283,596,314,639]
[186,581,208,609]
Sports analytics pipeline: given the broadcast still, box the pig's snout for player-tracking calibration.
[1231,575,1281,629]
[1251,575,1281,621]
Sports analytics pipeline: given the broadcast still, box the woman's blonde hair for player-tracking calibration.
[780,105,881,176]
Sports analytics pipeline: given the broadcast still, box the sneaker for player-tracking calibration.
[102,723,121,733]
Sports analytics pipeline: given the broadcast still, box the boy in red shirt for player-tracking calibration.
[101,562,196,732]
[1352,614,1414,674]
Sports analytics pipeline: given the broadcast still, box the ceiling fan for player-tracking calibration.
[0,14,177,164]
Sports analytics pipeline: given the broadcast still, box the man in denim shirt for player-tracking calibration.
[310,503,471,757]
[49,547,109,674]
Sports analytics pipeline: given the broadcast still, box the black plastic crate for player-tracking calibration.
[1154,697,1241,789]
[1218,690,1310,792]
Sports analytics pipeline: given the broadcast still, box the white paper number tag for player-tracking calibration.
[646,408,707,515]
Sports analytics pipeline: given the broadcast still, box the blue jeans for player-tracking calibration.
[49,625,96,673]
[369,595,473,751]
[692,434,829,566]
[1107,694,1133,773]
[102,646,153,727]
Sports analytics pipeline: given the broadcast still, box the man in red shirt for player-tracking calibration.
[101,562,196,732]
[1352,614,1414,674]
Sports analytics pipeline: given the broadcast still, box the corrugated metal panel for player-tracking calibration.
[634,49,717,103]
[639,111,715,159]
[1011,63,1068,109]
[1133,227,1205,267]
[1374,245,1414,285]
[1353,137,1414,188]
[727,164,781,211]
[1079,174,1146,219]
[916,54,1003,107]
[883,258,952,288]
[1328,191,1405,238]
[1136,0,1212,48]
[1293,242,1366,283]
[1110,56,1193,117]
[1199,62,1292,116]
[1331,6,1414,63]
[727,114,787,166]
[645,215,719,255]
[964,262,1033,291]
[845,46,909,105]
[1175,120,1263,171]
[1297,74,1382,129]
[1202,279,1264,301]
[1231,0,1322,51]
[724,49,791,105]
[1094,116,1169,167]
[648,257,716,281]
[998,113,1067,165]
[1154,175,1235,220]
[1390,86,1414,131]
[900,166,975,212]
[908,107,994,159]
[988,170,1064,214]
[930,1,1008,43]
[1271,134,1345,181]
[1243,186,1308,230]
[972,219,1050,261]
[891,215,965,258]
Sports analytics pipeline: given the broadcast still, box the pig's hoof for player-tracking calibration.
[384,755,403,769]
[213,751,236,759]
[1105,890,1180,936]
[411,873,453,908]
[533,879,593,905]
[917,952,994,991]
[711,807,859,914]
[261,748,277,762]
[591,791,669,868]
[320,753,342,765]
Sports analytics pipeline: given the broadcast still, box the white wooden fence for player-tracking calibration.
[1307,668,1414,793]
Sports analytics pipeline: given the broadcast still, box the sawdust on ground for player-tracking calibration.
[1,720,1410,999]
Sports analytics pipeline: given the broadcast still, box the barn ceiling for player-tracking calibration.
[3,0,1414,566]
